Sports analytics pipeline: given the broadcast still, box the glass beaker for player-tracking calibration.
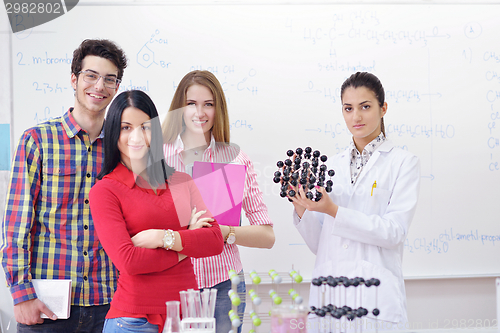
[162,300,182,333]
[271,304,308,333]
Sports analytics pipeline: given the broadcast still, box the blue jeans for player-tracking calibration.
[17,304,110,333]
[207,271,246,333]
[103,317,158,333]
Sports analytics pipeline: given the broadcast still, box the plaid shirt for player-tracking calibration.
[0,109,117,306]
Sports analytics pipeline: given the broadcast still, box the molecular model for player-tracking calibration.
[225,272,382,332]
[309,276,381,326]
[226,269,306,333]
[274,147,335,202]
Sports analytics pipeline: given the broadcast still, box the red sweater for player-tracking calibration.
[89,163,224,315]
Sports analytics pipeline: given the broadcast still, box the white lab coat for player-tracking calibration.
[294,140,420,327]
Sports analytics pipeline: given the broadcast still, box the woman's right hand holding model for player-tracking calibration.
[283,154,339,219]
[290,185,339,219]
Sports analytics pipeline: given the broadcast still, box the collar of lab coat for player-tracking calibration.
[338,139,396,192]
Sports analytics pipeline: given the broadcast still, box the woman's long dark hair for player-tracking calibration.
[340,72,386,136]
[97,90,174,186]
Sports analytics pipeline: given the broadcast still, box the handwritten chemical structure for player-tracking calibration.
[137,30,170,69]
[229,120,253,131]
[464,22,482,39]
[405,228,500,255]
[305,123,349,139]
[299,22,450,48]
[33,106,63,124]
[385,90,423,103]
[304,81,340,104]
[17,51,72,66]
[221,67,258,96]
[343,28,431,46]
[483,51,500,64]
[404,237,448,255]
[488,137,499,149]
[483,37,500,171]
[485,71,500,85]
[32,81,70,94]
[118,80,150,93]
[317,60,376,73]
[386,123,455,139]
[348,10,380,25]
[173,66,259,97]
[307,75,430,105]
[286,7,464,58]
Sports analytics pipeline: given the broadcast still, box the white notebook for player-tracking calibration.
[32,279,72,319]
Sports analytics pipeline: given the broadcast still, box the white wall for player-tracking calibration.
[405,277,498,330]
[0,7,14,333]
[0,1,499,333]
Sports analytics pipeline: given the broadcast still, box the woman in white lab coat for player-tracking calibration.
[290,72,420,330]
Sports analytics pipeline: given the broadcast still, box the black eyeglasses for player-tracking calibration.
[78,70,121,89]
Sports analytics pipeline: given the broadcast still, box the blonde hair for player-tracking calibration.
[162,70,230,144]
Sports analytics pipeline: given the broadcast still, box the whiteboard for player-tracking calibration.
[3,2,500,280]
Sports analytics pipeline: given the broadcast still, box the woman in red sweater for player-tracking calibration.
[89,90,224,333]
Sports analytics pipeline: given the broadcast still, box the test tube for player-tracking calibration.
[201,289,210,318]
[179,290,189,318]
[194,290,202,319]
[209,288,218,318]
[187,289,199,329]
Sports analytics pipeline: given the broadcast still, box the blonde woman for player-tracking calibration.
[162,70,275,333]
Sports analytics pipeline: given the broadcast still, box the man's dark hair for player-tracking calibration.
[71,39,128,80]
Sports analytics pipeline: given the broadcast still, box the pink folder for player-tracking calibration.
[192,161,246,226]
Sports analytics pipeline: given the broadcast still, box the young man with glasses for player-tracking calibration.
[1,39,127,333]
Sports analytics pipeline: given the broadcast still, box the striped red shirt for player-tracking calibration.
[163,135,272,288]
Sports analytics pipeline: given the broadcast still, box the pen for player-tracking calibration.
[371,181,377,196]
